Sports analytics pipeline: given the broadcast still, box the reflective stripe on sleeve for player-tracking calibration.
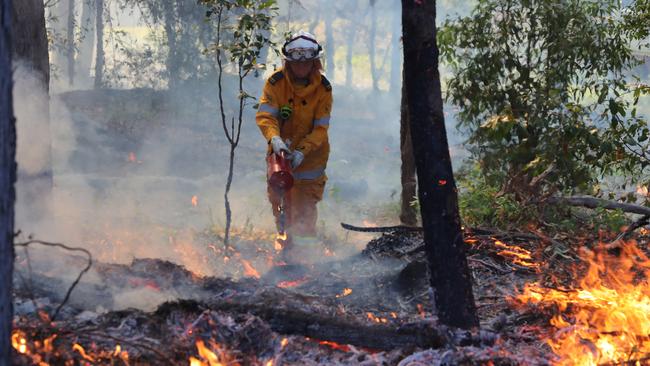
[313,116,330,127]
[258,103,279,117]
[293,168,325,180]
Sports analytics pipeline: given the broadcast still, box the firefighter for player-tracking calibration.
[256,30,333,261]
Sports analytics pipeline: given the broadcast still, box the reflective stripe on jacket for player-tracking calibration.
[256,68,333,180]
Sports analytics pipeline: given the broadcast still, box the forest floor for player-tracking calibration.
[11,86,650,365]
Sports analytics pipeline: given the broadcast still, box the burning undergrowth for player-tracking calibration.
[12,224,650,365]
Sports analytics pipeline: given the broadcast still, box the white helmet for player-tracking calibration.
[282,30,322,61]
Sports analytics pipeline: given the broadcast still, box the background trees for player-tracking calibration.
[439,0,650,198]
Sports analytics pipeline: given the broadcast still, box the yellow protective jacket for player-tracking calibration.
[256,68,333,180]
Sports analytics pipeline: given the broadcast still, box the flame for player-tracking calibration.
[335,288,353,298]
[494,240,540,270]
[192,195,199,207]
[73,343,95,362]
[277,278,309,288]
[514,241,650,365]
[12,331,27,354]
[319,340,351,352]
[265,360,273,366]
[637,185,649,196]
[281,338,289,348]
[191,340,225,366]
[240,259,261,279]
[274,232,287,251]
[366,312,388,323]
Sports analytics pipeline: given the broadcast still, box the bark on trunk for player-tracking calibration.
[66,0,75,86]
[401,0,478,329]
[400,72,417,226]
[77,0,95,86]
[94,0,103,88]
[0,0,17,362]
[10,0,49,90]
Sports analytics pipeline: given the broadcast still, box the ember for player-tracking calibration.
[240,259,261,279]
[515,241,650,365]
[335,288,353,298]
[276,278,309,288]
[319,340,351,353]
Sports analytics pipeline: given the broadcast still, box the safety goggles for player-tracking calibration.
[285,48,318,61]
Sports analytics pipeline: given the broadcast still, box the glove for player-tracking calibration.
[270,136,290,156]
[289,150,304,169]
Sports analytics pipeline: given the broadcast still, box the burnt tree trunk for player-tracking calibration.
[11,0,52,197]
[10,0,49,89]
[399,72,417,226]
[94,0,104,88]
[0,0,16,362]
[401,0,478,329]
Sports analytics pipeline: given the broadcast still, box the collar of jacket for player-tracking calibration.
[283,67,323,98]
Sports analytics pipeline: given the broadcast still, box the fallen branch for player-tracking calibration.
[204,287,495,351]
[14,240,93,321]
[548,195,650,216]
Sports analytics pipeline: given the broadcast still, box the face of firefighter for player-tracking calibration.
[288,60,314,79]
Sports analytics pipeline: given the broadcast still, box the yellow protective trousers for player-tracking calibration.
[267,175,326,239]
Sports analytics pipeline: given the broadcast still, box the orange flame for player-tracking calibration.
[494,240,540,270]
[366,312,388,323]
[191,340,225,366]
[191,195,199,207]
[274,232,287,251]
[335,288,352,298]
[240,259,260,279]
[514,241,650,365]
[277,278,309,288]
[319,340,351,352]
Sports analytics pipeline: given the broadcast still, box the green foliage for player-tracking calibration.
[457,164,531,229]
[201,0,278,80]
[439,0,650,195]
[589,207,627,233]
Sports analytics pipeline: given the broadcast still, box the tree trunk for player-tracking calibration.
[11,0,49,90]
[344,1,358,88]
[11,0,53,197]
[401,0,478,329]
[399,72,417,226]
[94,0,103,88]
[77,0,95,87]
[389,0,401,94]
[66,0,75,86]
[369,0,379,91]
[324,7,335,80]
[0,0,17,362]
[162,0,179,89]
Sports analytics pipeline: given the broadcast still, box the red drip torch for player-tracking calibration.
[267,151,294,234]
